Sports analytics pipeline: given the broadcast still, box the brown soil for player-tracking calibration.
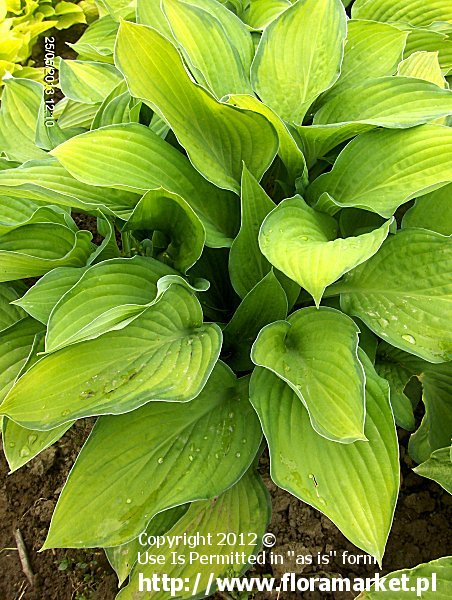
[1,427,451,600]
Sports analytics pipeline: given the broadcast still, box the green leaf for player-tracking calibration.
[136,0,175,39]
[403,26,452,75]
[227,94,307,184]
[0,317,45,403]
[162,0,254,98]
[0,220,94,282]
[57,98,100,129]
[243,0,290,30]
[398,51,447,88]
[105,505,188,586]
[259,196,392,305]
[352,0,452,28]
[117,469,270,600]
[355,557,452,599]
[59,59,123,104]
[409,361,452,463]
[322,20,408,101]
[251,351,399,564]
[223,271,288,371]
[251,0,347,124]
[68,15,118,62]
[414,447,452,493]
[402,184,452,235]
[0,78,47,163]
[375,361,416,431]
[2,419,72,473]
[251,307,366,443]
[307,125,452,217]
[294,122,372,168]
[376,342,452,463]
[336,229,452,363]
[13,266,88,324]
[124,190,205,273]
[314,77,452,127]
[91,81,140,129]
[0,282,27,332]
[229,165,275,298]
[1,284,222,429]
[50,124,239,247]
[45,257,176,352]
[0,158,140,217]
[42,362,262,548]
[115,20,278,193]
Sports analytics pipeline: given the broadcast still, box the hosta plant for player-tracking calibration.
[1,0,452,597]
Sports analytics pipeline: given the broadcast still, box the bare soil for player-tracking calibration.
[1,426,451,600]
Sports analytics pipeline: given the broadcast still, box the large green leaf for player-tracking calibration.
[259,196,391,305]
[105,505,188,586]
[402,184,452,235]
[0,158,140,217]
[0,220,94,282]
[223,271,288,371]
[1,284,222,429]
[335,229,452,363]
[251,351,399,564]
[115,21,278,193]
[314,77,452,127]
[0,78,47,163]
[43,362,262,548]
[414,447,452,493]
[307,125,452,217]
[356,557,452,599]
[322,20,408,101]
[162,0,254,98]
[59,59,123,104]
[251,0,347,124]
[117,469,270,600]
[251,307,366,443]
[13,266,88,324]
[124,190,205,272]
[0,282,27,332]
[45,257,176,352]
[50,124,239,247]
[352,0,452,27]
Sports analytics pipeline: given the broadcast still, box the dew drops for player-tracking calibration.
[215,453,219,459]
[9,442,15,448]
[189,455,194,462]
[235,452,241,458]
[157,457,164,464]
[20,447,30,458]
[402,334,416,345]
[61,409,70,417]
[28,434,37,445]
[242,438,247,444]
[378,318,389,328]
[228,412,234,419]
